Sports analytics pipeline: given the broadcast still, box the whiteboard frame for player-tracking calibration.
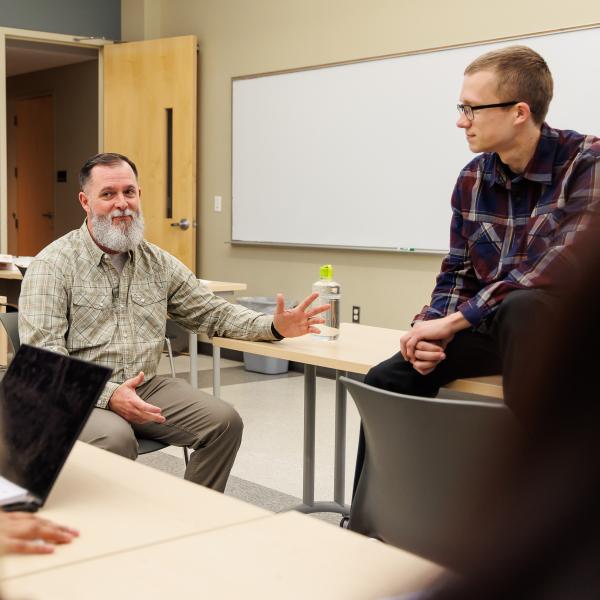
[230,22,600,254]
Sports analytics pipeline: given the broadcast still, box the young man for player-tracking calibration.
[19,153,328,492]
[354,46,600,489]
[368,45,600,399]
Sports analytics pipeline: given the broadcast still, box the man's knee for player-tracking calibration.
[364,361,389,389]
[364,353,436,397]
[79,410,138,460]
[196,400,244,448]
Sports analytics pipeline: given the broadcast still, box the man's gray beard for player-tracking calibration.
[90,208,145,252]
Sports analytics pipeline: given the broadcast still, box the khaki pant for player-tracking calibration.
[79,376,243,492]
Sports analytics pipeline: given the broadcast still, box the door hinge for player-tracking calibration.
[13,115,17,126]
[14,167,17,178]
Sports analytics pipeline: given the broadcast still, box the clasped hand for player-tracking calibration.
[400,315,463,376]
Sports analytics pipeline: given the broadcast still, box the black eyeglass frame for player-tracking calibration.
[457,101,519,121]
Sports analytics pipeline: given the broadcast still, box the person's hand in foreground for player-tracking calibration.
[109,371,166,425]
[272,292,330,338]
[1,512,79,554]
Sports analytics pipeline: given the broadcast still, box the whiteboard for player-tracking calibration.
[232,26,600,252]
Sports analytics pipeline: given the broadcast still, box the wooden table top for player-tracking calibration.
[3,511,442,599]
[213,323,503,399]
[1,442,269,581]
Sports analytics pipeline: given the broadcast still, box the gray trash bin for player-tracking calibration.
[237,296,293,375]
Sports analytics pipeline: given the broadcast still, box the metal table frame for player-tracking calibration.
[212,346,351,516]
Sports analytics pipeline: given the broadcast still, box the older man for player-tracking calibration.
[19,152,327,492]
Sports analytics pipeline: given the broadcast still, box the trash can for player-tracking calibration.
[236,296,293,375]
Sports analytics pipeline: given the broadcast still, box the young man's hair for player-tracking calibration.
[464,45,553,126]
[79,153,139,191]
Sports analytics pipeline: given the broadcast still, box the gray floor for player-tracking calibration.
[140,350,497,525]
[141,352,361,525]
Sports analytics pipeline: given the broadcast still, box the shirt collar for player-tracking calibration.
[79,220,138,266]
[487,122,558,187]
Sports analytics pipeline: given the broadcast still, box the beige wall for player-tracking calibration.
[6,59,99,249]
[123,0,600,329]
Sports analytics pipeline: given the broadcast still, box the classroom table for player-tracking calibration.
[212,323,503,516]
[0,441,269,580]
[3,511,442,599]
[0,264,23,281]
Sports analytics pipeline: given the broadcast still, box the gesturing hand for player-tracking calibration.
[1,512,79,554]
[272,292,330,338]
[108,371,165,424]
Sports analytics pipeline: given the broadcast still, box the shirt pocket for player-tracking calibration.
[463,221,506,280]
[130,285,167,341]
[70,289,113,347]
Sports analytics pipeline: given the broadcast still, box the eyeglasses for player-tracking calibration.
[457,101,519,121]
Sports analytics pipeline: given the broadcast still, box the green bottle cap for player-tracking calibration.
[319,264,333,279]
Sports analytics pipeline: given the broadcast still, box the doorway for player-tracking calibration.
[14,94,54,256]
[5,37,99,256]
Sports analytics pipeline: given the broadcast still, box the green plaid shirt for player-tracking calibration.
[19,223,275,408]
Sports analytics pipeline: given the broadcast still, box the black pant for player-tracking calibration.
[352,289,559,496]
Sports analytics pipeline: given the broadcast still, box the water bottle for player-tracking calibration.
[312,264,341,340]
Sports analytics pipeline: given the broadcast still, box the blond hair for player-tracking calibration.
[465,45,553,125]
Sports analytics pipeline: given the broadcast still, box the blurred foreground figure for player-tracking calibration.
[392,219,600,599]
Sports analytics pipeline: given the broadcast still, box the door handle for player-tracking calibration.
[170,218,190,231]
[41,212,54,219]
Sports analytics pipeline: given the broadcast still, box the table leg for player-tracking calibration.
[302,364,316,506]
[212,345,221,398]
[334,370,348,511]
[293,365,351,516]
[189,331,198,388]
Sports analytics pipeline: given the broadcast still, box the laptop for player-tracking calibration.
[0,345,112,512]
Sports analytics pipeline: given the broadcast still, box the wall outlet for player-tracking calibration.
[214,195,222,212]
[352,305,360,323]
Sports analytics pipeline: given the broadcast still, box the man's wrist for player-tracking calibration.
[271,321,284,340]
[446,311,470,333]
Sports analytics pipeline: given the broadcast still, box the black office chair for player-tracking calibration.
[341,376,520,570]
[0,311,188,467]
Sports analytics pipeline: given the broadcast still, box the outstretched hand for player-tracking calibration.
[272,292,330,338]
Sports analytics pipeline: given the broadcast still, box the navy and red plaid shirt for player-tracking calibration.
[416,123,600,326]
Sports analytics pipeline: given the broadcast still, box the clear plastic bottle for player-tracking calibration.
[312,264,340,340]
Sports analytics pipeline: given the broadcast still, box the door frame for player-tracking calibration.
[0,26,110,253]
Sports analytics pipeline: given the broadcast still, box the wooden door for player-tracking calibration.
[103,36,197,271]
[15,95,54,256]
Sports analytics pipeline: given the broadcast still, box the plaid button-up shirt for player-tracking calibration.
[19,223,276,408]
[416,124,600,326]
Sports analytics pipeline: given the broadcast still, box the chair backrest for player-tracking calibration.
[0,312,20,355]
[342,376,520,570]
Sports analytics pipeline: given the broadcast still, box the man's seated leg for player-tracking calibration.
[366,327,503,397]
[488,289,560,416]
[133,376,243,492]
[79,407,138,460]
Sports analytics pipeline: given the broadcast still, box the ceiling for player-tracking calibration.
[5,39,98,77]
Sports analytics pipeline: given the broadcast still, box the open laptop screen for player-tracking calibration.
[0,345,111,506]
